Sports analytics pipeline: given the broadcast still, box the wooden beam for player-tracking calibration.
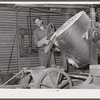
[14,4,90,9]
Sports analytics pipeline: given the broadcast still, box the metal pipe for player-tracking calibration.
[89,5,98,65]
[2,70,24,86]
[7,33,16,73]
[69,74,88,80]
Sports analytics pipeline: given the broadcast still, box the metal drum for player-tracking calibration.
[52,11,91,68]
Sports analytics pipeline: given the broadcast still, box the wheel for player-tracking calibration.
[37,68,72,89]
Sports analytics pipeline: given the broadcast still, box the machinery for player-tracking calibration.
[1,5,100,89]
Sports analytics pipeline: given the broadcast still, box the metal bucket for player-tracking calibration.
[53,11,91,68]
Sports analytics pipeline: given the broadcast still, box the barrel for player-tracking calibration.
[52,11,91,68]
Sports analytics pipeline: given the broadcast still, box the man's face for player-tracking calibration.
[34,18,42,27]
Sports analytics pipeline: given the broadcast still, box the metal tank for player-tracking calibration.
[51,11,91,68]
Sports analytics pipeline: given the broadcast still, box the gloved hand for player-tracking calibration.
[44,39,49,45]
[37,37,49,47]
[40,37,49,45]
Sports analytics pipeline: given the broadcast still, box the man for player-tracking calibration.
[33,17,55,67]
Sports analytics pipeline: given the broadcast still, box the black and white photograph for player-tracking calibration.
[0,1,100,98]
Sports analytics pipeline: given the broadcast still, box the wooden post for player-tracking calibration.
[16,7,20,71]
[28,8,32,53]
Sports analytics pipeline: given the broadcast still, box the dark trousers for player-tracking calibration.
[38,49,55,67]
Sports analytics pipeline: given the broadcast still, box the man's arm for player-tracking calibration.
[34,32,49,47]
[37,37,49,47]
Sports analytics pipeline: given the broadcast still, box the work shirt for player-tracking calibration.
[33,25,55,67]
[34,25,50,50]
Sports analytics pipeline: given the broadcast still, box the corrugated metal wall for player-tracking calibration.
[18,8,39,68]
[18,7,90,69]
[26,8,77,67]
[0,7,18,73]
[0,6,89,73]
[18,7,70,69]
